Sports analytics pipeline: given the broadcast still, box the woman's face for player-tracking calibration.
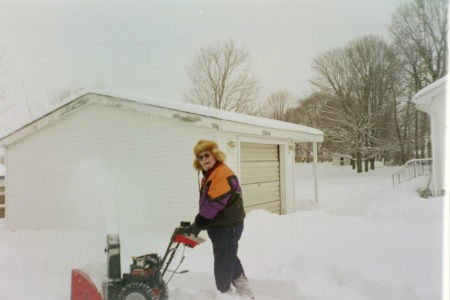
[197,151,217,171]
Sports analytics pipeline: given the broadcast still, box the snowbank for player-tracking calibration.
[0,163,445,299]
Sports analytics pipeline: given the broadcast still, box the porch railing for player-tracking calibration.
[392,158,432,187]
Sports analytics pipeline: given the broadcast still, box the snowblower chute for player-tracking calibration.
[71,221,204,300]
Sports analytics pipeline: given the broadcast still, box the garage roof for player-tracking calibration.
[0,90,324,146]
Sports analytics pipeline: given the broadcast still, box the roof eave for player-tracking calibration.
[0,91,324,147]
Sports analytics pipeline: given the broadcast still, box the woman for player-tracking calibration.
[188,140,255,299]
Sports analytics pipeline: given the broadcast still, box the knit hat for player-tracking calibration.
[193,140,226,171]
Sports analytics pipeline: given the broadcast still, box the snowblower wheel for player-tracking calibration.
[118,282,167,300]
[158,284,168,300]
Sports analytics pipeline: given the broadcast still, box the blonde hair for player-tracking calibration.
[193,140,226,171]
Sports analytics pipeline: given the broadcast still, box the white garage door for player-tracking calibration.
[240,142,281,214]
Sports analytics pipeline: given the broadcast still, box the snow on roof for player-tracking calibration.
[85,89,323,136]
[0,89,323,145]
[412,75,447,105]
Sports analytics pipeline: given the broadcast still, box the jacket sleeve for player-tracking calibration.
[197,174,235,222]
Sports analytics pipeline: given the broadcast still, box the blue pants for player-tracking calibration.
[207,224,245,292]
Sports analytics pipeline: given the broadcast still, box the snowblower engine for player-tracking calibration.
[71,221,204,300]
[130,253,161,278]
[117,253,166,300]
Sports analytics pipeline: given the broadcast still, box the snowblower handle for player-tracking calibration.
[159,222,205,281]
[179,221,191,227]
[172,222,205,248]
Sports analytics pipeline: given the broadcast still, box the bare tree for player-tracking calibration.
[14,78,35,119]
[185,40,259,113]
[390,0,448,87]
[51,83,106,105]
[389,0,448,161]
[259,90,293,121]
[51,86,85,105]
[311,35,397,173]
[0,49,12,120]
[287,92,329,128]
[387,65,417,165]
[0,49,9,104]
[286,92,333,162]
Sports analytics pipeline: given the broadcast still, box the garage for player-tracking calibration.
[240,142,281,214]
[0,90,324,231]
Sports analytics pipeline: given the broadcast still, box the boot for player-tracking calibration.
[232,274,255,299]
[215,288,238,300]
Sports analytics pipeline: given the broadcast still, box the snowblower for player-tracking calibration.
[71,221,204,300]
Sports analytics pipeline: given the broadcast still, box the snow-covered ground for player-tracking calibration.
[0,163,446,299]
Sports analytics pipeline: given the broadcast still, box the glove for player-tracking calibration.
[187,223,202,236]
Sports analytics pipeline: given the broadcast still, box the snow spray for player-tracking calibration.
[66,157,119,234]
[90,158,119,234]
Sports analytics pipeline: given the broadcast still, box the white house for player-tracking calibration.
[0,148,4,218]
[0,91,323,231]
[412,76,448,198]
[332,156,351,166]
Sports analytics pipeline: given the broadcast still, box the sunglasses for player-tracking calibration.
[197,153,211,161]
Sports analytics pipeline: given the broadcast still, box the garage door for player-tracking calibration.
[240,142,281,214]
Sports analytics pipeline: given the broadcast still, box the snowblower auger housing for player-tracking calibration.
[71,221,205,300]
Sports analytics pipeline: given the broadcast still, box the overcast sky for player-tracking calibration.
[0,0,401,135]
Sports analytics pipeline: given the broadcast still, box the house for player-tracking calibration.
[412,76,448,197]
[0,91,323,231]
[0,173,4,219]
[332,156,351,166]
[0,149,4,218]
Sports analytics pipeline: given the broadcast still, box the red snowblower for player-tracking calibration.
[71,221,204,300]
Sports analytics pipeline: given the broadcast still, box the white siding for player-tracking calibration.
[216,133,239,175]
[281,144,296,213]
[6,104,219,232]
